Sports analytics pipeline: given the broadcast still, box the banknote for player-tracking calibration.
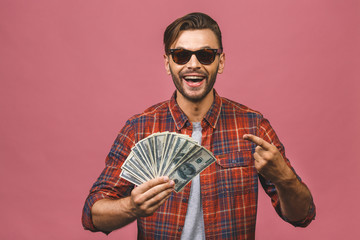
[169,147,216,192]
[119,132,216,192]
[121,152,152,181]
[120,165,143,186]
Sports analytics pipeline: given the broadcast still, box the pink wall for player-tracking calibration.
[1,0,359,239]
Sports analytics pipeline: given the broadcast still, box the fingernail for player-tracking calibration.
[163,176,169,182]
[169,180,175,186]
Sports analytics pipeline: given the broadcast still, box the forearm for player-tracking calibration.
[91,197,137,233]
[91,177,175,233]
[274,168,312,222]
[243,130,315,224]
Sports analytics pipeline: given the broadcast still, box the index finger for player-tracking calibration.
[243,134,272,150]
[137,176,173,193]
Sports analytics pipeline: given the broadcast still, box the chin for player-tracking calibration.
[182,90,210,102]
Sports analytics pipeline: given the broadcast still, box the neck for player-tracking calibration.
[176,90,214,122]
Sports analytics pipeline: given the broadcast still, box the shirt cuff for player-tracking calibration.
[82,193,109,233]
[283,196,316,227]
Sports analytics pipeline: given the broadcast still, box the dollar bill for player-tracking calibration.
[168,147,216,192]
[152,132,167,175]
[122,152,152,181]
[120,169,143,186]
[132,145,152,174]
[119,132,216,192]
[159,134,188,176]
[162,139,198,176]
[136,138,156,177]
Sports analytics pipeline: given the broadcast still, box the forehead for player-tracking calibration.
[171,29,219,50]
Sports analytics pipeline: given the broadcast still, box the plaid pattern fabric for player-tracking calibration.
[82,90,315,239]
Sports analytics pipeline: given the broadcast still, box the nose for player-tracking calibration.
[186,53,201,69]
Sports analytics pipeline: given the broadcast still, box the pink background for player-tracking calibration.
[1,0,359,239]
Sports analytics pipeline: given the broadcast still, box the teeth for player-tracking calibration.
[184,76,204,80]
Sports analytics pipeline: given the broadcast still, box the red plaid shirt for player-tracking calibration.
[82,90,315,239]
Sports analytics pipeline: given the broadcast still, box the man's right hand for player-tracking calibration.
[91,176,174,232]
[129,176,175,218]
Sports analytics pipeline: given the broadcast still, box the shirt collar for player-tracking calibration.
[168,89,222,130]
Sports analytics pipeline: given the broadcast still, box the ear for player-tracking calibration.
[217,53,225,74]
[164,54,171,75]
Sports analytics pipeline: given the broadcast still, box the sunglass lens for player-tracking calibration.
[171,49,217,65]
[196,49,215,65]
[173,49,191,64]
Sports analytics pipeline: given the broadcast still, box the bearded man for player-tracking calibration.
[82,12,315,239]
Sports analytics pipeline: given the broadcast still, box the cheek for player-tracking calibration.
[204,65,216,74]
[170,65,185,78]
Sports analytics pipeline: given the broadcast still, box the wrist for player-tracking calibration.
[272,167,298,188]
[121,196,138,219]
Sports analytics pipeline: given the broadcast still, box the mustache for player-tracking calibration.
[179,70,208,78]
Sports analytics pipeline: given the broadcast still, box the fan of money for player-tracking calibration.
[120,131,216,192]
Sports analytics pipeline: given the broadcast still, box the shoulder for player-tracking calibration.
[127,99,170,123]
[118,100,171,141]
[220,96,263,119]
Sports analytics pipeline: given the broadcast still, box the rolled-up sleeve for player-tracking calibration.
[257,117,316,227]
[82,120,136,232]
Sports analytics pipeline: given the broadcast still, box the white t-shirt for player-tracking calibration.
[180,122,206,240]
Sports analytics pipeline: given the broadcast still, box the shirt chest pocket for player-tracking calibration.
[215,150,256,195]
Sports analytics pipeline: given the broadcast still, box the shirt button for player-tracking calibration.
[182,198,187,203]
[178,227,182,232]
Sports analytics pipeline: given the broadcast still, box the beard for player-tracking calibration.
[169,66,218,103]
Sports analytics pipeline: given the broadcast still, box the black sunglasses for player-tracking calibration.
[168,48,222,65]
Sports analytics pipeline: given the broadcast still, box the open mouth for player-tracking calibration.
[182,76,206,87]
[183,76,205,82]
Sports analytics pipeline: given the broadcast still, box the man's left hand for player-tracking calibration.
[243,134,293,184]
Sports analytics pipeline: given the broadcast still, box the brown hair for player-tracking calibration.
[163,12,223,54]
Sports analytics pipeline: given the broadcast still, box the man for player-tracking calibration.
[82,12,315,239]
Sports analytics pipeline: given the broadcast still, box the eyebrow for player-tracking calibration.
[173,46,214,50]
